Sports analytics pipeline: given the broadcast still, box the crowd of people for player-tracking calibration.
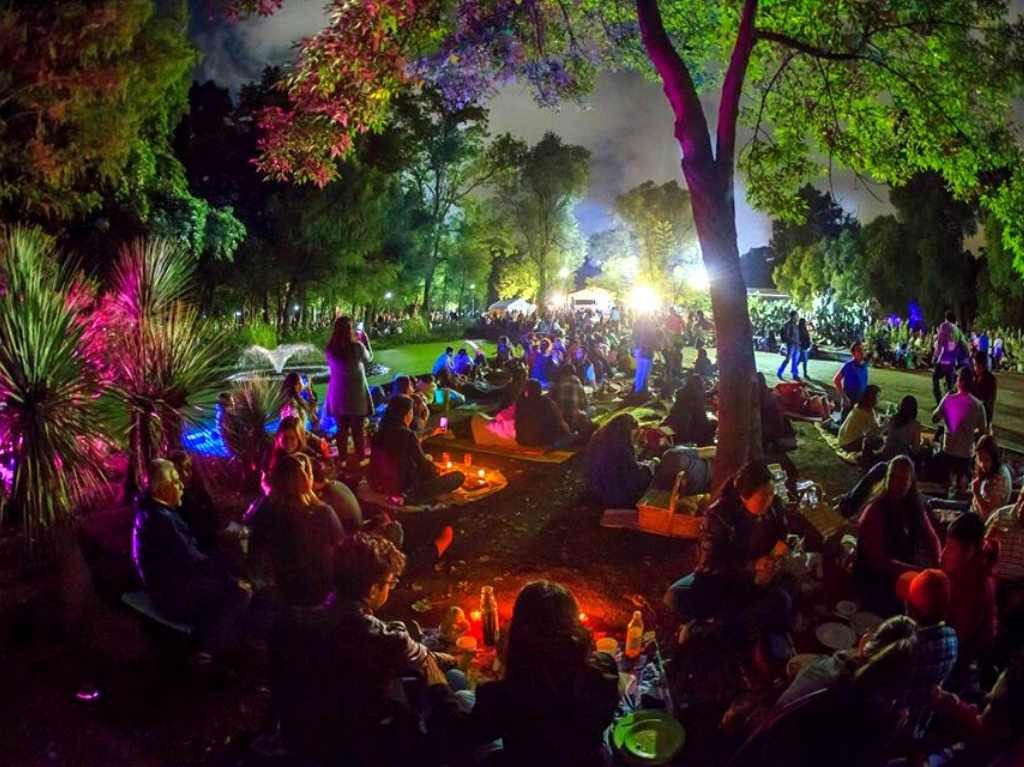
[123,304,1024,766]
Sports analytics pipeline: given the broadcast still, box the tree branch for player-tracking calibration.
[716,0,759,177]
[635,0,712,162]
[756,29,872,62]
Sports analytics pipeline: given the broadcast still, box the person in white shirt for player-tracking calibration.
[931,367,987,488]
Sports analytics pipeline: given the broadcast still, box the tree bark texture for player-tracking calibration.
[637,0,762,487]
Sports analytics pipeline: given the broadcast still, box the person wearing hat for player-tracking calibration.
[896,568,959,739]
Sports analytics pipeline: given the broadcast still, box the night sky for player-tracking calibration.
[189,0,1024,254]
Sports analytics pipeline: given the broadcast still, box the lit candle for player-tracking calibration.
[470,609,482,622]
[477,468,485,479]
[578,612,589,623]
[445,461,453,470]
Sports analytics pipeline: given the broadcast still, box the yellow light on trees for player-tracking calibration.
[627,284,661,314]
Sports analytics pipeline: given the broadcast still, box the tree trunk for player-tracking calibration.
[421,228,442,314]
[683,159,762,485]
[637,0,761,488]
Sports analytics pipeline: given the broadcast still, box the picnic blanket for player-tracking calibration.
[814,422,862,466]
[355,469,508,510]
[424,434,577,464]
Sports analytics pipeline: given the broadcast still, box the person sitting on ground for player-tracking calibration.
[432,346,456,377]
[391,375,429,432]
[880,394,922,461]
[495,336,513,367]
[941,512,998,672]
[929,434,1013,522]
[369,395,465,505]
[895,568,959,739]
[693,343,716,381]
[774,615,917,710]
[665,460,792,667]
[132,459,250,661]
[247,453,344,608]
[551,364,595,441]
[416,373,466,410]
[833,342,869,416]
[472,349,488,375]
[758,373,797,452]
[168,449,221,554]
[452,348,475,377]
[529,337,556,388]
[583,413,657,508]
[927,652,1024,767]
[280,372,320,431]
[271,533,463,766]
[651,445,712,496]
[838,384,883,455]
[728,630,915,767]
[454,581,619,767]
[263,416,325,492]
[932,366,988,489]
[971,349,998,428]
[514,378,574,450]
[854,456,941,616]
[663,376,717,447]
[311,457,363,534]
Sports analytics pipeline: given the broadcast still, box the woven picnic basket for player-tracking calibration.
[637,470,709,539]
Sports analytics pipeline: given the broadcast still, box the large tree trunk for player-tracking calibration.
[638,0,761,488]
[684,159,762,484]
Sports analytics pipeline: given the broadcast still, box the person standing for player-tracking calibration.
[971,349,998,428]
[932,310,960,405]
[631,316,659,396]
[777,310,800,380]
[325,316,373,466]
[932,366,988,488]
[798,318,812,379]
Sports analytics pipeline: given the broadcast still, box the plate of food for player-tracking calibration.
[816,621,856,650]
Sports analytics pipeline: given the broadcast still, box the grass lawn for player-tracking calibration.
[733,347,1024,450]
[310,338,497,400]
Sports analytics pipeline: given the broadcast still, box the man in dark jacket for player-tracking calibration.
[272,533,464,766]
[665,461,792,661]
[132,458,250,658]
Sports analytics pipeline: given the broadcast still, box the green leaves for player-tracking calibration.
[0,226,114,544]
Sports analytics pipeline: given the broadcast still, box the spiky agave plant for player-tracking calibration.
[220,378,284,492]
[96,239,230,495]
[0,227,115,544]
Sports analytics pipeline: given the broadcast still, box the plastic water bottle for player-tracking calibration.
[625,610,644,659]
[481,586,500,647]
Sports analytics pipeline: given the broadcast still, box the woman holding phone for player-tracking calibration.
[324,316,373,465]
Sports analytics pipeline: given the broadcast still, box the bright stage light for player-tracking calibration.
[627,284,661,314]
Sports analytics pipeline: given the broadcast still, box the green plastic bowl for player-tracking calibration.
[612,710,686,765]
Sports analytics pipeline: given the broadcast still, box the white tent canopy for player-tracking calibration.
[568,286,615,313]
[487,297,536,315]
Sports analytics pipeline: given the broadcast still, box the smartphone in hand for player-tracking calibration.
[439,416,449,431]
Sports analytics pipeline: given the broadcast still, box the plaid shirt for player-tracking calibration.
[905,623,958,737]
[553,375,587,418]
[987,505,1024,583]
